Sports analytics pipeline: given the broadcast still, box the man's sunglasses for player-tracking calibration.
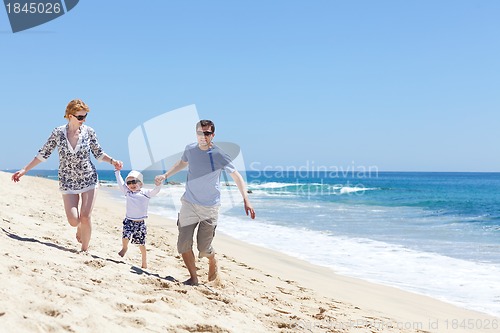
[126,179,140,185]
[72,114,87,121]
[196,131,213,136]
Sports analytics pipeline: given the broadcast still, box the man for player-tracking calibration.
[156,120,255,285]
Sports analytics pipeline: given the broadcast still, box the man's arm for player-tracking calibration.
[155,160,188,183]
[229,170,256,219]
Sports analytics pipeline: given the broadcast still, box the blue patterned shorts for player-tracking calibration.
[122,219,147,245]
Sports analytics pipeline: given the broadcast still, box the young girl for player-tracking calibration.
[115,168,162,268]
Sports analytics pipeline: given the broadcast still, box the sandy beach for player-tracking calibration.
[0,170,498,333]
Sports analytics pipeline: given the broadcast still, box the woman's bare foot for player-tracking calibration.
[118,248,127,257]
[208,257,218,282]
[141,263,147,269]
[76,224,82,243]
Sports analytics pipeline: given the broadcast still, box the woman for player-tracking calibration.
[11,99,123,252]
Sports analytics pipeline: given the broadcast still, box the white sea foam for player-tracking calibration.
[339,186,378,194]
[247,183,381,197]
[217,215,500,317]
[248,182,295,189]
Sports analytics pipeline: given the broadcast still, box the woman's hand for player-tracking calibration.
[11,169,26,182]
[112,159,123,170]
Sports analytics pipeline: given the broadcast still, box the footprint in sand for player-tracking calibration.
[276,286,293,295]
[116,303,137,313]
[84,260,106,269]
[42,236,56,242]
[176,324,231,333]
[175,289,188,295]
[43,308,61,317]
[313,307,327,320]
[124,317,146,328]
[139,277,171,289]
[205,294,231,305]
[8,265,22,276]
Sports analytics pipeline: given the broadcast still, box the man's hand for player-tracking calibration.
[244,200,256,219]
[155,174,166,184]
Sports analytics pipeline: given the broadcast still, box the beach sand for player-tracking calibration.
[1,170,498,333]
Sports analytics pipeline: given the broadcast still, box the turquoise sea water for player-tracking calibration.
[13,169,500,317]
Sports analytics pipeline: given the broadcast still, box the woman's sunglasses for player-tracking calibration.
[126,179,140,185]
[72,114,87,121]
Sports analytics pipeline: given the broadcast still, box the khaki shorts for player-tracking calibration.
[177,199,219,257]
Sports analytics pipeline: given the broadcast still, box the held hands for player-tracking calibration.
[155,174,166,184]
[154,177,162,186]
[112,159,123,171]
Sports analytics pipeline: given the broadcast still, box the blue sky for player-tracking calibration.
[1,0,499,172]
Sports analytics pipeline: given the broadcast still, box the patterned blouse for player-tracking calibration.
[36,124,105,194]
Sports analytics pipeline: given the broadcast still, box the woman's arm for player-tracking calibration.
[11,157,43,182]
[12,128,57,182]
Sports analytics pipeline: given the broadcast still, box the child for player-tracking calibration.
[115,168,162,268]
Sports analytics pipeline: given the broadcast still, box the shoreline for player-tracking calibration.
[1,171,498,332]
[214,231,499,332]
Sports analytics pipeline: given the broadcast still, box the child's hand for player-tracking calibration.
[155,175,166,184]
[114,160,123,171]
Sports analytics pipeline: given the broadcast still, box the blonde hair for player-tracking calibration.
[64,99,90,119]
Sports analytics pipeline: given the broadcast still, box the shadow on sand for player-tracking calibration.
[2,227,178,283]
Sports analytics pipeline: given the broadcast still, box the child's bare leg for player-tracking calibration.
[119,238,129,257]
[139,245,147,269]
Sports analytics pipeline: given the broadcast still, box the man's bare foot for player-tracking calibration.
[182,278,199,286]
[141,263,147,269]
[208,258,218,282]
[118,248,127,257]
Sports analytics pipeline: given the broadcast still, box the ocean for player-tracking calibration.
[16,169,500,317]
